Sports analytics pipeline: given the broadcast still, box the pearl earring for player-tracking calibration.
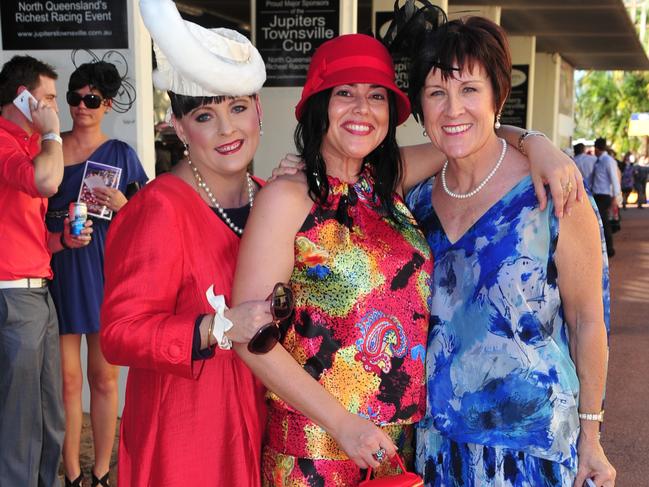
[423,129,428,137]
[183,143,189,157]
[494,113,502,130]
[259,120,264,137]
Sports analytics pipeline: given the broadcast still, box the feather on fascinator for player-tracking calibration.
[139,0,266,97]
[378,0,447,61]
[378,1,472,124]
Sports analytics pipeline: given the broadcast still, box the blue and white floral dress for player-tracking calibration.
[406,175,610,487]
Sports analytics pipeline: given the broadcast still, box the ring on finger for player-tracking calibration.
[372,447,386,463]
[562,180,574,194]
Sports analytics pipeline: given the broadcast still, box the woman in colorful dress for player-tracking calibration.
[45,60,148,487]
[99,0,273,485]
[404,15,615,486]
[232,34,434,485]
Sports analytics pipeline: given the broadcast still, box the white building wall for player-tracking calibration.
[532,52,561,144]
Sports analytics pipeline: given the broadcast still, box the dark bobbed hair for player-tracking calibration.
[168,92,257,119]
[294,88,406,225]
[68,61,121,99]
[408,16,512,125]
[0,55,57,106]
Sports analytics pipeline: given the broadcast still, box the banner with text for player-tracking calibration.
[501,65,529,129]
[256,0,339,87]
[1,0,128,50]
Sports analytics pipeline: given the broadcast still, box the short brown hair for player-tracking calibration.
[0,55,57,106]
[408,16,512,124]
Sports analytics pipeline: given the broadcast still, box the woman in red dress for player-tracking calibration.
[100,0,272,485]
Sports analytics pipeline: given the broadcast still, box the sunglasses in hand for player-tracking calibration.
[247,283,294,354]
[66,91,105,109]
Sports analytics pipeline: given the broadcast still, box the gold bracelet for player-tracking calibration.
[578,410,604,422]
[206,314,216,348]
[517,130,545,156]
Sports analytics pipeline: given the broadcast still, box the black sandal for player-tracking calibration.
[64,473,83,487]
[91,470,110,487]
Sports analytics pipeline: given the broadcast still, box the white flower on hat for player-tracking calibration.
[139,0,266,97]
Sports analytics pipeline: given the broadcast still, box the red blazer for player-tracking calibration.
[101,174,265,486]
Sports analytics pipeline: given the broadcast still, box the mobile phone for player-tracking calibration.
[13,89,37,122]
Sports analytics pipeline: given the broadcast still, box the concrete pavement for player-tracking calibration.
[601,206,649,486]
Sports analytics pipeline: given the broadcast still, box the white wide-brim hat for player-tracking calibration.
[140,0,266,97]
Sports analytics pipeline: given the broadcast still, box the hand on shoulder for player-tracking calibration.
[255,170,310,210]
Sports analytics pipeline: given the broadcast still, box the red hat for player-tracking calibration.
[295,34,411,125]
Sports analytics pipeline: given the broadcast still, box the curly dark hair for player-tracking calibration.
[68,61,122,99]
[0,55,57,106]
[294,88,406,225]
[408,16,512,125]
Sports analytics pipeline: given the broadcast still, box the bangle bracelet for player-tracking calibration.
[60,233,71,250]
[578,410,605,422]
[41,132,62,145]
[517,130,545,156]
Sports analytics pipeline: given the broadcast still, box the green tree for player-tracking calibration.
[575,70,649,154]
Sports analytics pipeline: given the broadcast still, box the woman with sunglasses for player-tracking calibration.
[45,60,148,487]
[99,0,273,485]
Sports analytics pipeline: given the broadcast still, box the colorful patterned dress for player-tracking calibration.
[406,176,610,487]
[262,168,433,486]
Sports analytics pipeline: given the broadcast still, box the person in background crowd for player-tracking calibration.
[592,137,621,256]
[100,0,272,484]
[633,157,648,208]
[607,147,622,233]
[0,55,91,487]
[620,152,635,209]
[574,142,597,185]
[403,14,615,486]
[45,61,148,487]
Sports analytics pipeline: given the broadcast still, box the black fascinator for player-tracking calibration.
[69,49,137,114]
[376,1,449,122]
[378,0,447,59]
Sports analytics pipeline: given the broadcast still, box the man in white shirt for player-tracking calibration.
[591,137,622,257]
[573,143,597,185]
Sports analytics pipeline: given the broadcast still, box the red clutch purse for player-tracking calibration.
[358,454,424,487]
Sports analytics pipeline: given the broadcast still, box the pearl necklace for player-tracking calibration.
[187,159,254,235]
[441,138,507,199]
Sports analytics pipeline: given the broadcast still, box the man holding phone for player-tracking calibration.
[0,55,88,487]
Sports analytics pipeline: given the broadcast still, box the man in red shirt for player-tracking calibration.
[0,55,89,487]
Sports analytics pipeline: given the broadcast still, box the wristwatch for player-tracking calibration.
[517,130,545,156]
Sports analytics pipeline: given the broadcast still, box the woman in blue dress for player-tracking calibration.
[403,15,615,487]
[46,61,148,487]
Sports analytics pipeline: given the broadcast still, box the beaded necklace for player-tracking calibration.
[187,159,254,235]
[441,137,507,199]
